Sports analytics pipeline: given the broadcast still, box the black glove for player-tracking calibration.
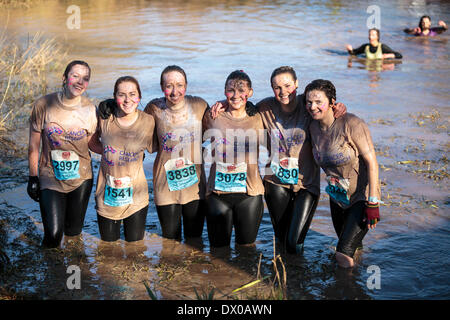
[245,101,258,116]
[27,176,40,202]
[98,99,116,119]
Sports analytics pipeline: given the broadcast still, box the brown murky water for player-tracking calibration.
[1,0,449,300]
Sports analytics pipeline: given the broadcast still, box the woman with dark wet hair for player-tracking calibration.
[304,79,381,268]
[28,60,97,248]
[404,15,447,36]
[203,70,265,247]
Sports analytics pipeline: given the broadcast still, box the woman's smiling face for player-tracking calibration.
[224,79,253,111]
[161,71,187,106]
[271,72,298,106]
[115,81,140,116]
[305,89,332,120]
[64,64,90,97]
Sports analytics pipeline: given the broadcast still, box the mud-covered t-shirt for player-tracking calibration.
[309,113,380,209]
[29,92,97,193]
[257,95,320,195]
[202,109,265,196]
[95,110,155,220]
[144,95,208,206]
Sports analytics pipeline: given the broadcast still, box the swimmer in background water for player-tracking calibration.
[346,28,402,59]
[404,15,447,36]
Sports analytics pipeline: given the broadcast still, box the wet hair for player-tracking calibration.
[369,28,380,41]
[224,70,257,116]
[419,15,431,29]
[303,79,336,105]
[225,70,252,89]
[113,76,142,99]
[62,60,91,87]
[160,65,187,87]
[270,66,297,87]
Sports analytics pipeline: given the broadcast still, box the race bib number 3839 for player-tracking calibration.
[51,150,80,180]
[104,175,133,207]
[215,162,247,193]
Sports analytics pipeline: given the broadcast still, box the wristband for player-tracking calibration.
[368,196,383,204]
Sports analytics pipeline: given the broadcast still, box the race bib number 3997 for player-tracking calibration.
[51,150,80,180]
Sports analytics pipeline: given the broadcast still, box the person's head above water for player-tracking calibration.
[419,15,432,30]
[368,28,380,44]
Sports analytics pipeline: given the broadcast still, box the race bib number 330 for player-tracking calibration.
[51,150,80,180]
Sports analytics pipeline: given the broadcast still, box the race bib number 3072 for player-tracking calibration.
[51,150,80,180]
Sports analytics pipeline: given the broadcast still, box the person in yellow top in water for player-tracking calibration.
[346,28,402,60]
[28,60,97,248]
[89,76,155,242]
[304,79,381,268]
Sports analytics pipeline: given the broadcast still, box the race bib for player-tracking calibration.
[51,150,80,180]
[104,175,133,207]
[325,176,350,205]
[215,162,247,193]
[270,157,299,185]
[164,158,198,191]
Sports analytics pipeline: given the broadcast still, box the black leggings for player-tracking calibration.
[39,179,93,248]
[206,193,264,247]
[97,205,148,242]
[330,200,368,258]
[156,200,205,240]
[264,182,319,253]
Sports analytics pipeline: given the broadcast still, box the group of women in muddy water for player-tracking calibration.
[26,17,446,269]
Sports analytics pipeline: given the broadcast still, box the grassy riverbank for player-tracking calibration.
[0,29,65,155]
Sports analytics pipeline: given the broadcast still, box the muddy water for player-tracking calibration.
[1,0,449,300]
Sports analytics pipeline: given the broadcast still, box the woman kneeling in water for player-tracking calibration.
[304,79,381,268]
